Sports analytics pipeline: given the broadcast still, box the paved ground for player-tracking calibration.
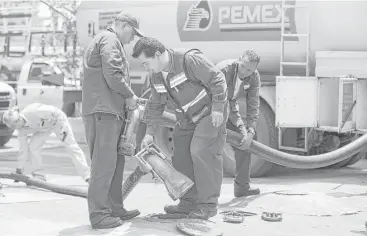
[0,136,367,236]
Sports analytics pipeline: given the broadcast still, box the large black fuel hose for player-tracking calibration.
[153,108,366,169]
[227,129,366,169]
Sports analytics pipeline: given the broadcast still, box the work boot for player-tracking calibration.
[234,184,260,198]
[14,168,23,183]
[92,216,123,229]
[164,201,197,215]
[188,206,218,220]
[112,208,141,221]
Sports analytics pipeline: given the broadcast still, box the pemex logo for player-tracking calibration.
[183,0,212,31]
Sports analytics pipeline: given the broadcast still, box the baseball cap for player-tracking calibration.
[115,12,144,37]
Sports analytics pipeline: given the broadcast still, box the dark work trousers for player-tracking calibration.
[226,121,251,189]
[83,112,126,225]
[171,112,228,209]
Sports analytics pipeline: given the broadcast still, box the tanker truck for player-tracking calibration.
[75,0,367,177]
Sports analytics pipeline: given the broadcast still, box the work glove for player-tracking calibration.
[240,132,254,150]
[141,134,154,150]
[126,95,138,110]
[211,111,224,127]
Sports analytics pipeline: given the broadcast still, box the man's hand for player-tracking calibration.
[240,132,254,149]
[211,111,223,127]
[126,95,138,110]
[137,161,152,174]
[141,134,154,150]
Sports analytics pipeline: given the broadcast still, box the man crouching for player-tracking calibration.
[2,103,90,182]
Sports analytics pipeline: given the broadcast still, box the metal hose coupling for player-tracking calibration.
[121,142,194,201]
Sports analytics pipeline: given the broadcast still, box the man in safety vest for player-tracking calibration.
[2,103,90,182]
[134,37,228,220]
[217,49,261,198]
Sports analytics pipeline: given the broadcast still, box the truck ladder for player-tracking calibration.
[278,0,311,153]
[280,0,310,76]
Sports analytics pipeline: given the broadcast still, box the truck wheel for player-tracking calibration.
[62,102,75,117]
[326,136,364,168]
[222,99,276,178]
[0,135,12,146]
[328,151,364,168]
[343,152,365,167]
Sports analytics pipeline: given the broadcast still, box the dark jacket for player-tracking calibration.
[82,27,135,118]
[145,49,228,134]
[217,59,260,132]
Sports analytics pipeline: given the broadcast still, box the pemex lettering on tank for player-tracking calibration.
[177,0,298,42]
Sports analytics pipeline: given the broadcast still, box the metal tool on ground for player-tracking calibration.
[222,212,244,224]
[220,210,257,224]
[261,212,283,222]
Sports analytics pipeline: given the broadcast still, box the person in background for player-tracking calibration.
[217,49,261,198]
[2,103,90,182]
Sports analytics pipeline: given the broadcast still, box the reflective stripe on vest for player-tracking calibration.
[154,84,167,93]
[153,72,188,94]
[170,72,187,88]
[175,88,208,113]
[192,105,209,123]
[181,89,207,112]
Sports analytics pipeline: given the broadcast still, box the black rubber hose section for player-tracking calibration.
[227,129,367,169]
[145,106,367,169]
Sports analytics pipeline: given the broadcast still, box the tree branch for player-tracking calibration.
[40,0,70,20]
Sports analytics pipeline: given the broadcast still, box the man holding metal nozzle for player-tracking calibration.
[82,12,143,229]
[134,37,229,220]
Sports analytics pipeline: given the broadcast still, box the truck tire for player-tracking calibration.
[343,152,365,167]
[223,98,276,178]
[325,136,365,169]
[0,135,12,146]
[328,151,364,168]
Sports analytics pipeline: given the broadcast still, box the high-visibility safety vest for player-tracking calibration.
[148,49,227,127]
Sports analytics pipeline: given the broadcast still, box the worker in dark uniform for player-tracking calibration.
[82,12,143,229]
[133,37,228,220]
[217,49,261,198]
